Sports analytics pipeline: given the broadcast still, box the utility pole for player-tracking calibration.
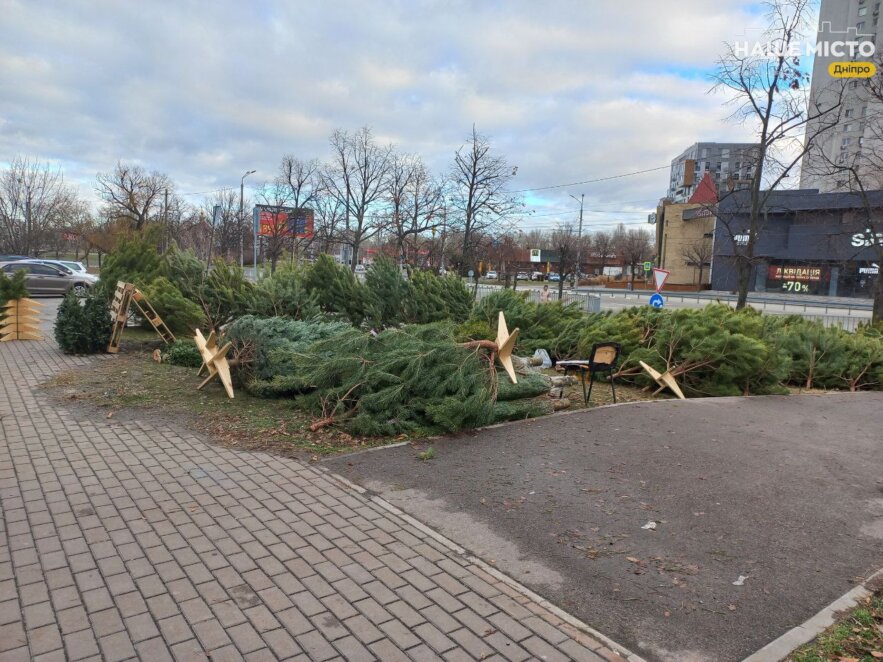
[163,188,169,253]
[240,170,256,270]
[439,200,447,274]
[25,198,31,256]
[569,193,584,290]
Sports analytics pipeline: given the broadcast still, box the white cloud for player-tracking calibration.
[0,0,796,223]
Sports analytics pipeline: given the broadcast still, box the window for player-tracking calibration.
[845,108,854,118]
[29,264,59,275]
[859,6,868,16]
[721,148,730,158]
[845,123,855,132]
[857,21,866,30]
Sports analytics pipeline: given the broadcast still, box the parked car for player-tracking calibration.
[0,260,93,296]
[485,270,498,280]
[354,264,367,274]
[34,260,98,284]
[547,272,560,282]
[516,271,530,280]
[530,271,545,281]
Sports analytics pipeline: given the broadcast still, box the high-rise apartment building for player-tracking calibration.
[666,142,760,202]
[800,0,881,191]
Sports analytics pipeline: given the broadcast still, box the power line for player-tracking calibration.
[507,165,670,194]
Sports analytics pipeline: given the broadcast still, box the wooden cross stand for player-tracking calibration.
[639,360,686,400]
[0,298,43,341]
[107,281,176,353]
[194,329,234,399]
[495,311,520,384]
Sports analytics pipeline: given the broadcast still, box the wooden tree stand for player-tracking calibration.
[194,329,234,398]
[107,281,176,353]
[639,360,686,400]
[0,298,43,341]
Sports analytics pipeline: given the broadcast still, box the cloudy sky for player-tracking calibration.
[0,0,799,232]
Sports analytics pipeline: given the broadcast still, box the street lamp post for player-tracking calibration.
[240,170,256,271]
[569,193,584,290]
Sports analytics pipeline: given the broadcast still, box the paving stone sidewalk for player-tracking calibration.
[0,329,640,661]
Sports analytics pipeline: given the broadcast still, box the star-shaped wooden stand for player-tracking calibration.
[639,360,685,400]
[495,311,520,384]
[0,298,43,341]
[194,329,234,399]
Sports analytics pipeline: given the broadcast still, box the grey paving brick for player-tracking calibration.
[0,329,624,662]
[123,612,160,643]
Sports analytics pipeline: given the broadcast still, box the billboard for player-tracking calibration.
[255,206,314,238]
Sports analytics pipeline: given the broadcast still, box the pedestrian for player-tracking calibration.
[540,284,551,303]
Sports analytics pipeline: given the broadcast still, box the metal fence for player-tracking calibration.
[473,284,601,313]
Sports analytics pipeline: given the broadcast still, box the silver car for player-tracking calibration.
[0,260,93,296]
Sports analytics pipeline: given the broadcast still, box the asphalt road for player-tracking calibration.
[324,393,883,662]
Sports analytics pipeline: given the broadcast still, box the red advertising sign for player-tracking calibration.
[256,207,314,238]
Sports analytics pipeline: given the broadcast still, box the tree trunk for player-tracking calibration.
[873,266,883,324]
[558,276,565,301]
[735,258,751,310]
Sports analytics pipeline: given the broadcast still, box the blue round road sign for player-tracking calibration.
[649,293,665,309]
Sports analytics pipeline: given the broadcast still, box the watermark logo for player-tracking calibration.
[829,62,877,78]
[733,23,877,75]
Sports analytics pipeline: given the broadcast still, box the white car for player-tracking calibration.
[485,270,498,280]
[354,264,367,274]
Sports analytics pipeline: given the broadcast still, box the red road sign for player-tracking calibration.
[651,268,670,292]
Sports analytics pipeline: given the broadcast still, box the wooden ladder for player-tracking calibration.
[106,281,176,353]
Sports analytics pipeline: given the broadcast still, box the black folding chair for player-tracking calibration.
[584,342,621,404]
[557,342,622,405]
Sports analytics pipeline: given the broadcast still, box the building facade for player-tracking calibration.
[800,0,881,191]
[710,189,881,298]
[655,173,718,288]
[667,142,760,202]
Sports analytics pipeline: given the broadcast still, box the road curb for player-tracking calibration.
[322,467,647,662]
[742,566,883,662]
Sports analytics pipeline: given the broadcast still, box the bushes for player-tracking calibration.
[303,255,368,325]
[141,277,205,334]
[407,269,473,324]
[54,293,111,354]
[96,234,162,298]
[0,270,28,313]
[225,315,351,389]
[250,265,320,319]
[288,323,495,436]
[164,340,203,368]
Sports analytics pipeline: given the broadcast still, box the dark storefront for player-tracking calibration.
[710,190,882,298]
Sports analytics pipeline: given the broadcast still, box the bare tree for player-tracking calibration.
[592,230,614,277]
[681,237,714,289]
[549,223,588,300]
[278,155,319,263]
[0,157,78,255]
[200,190,242,263]
[255,180,294,273]
[386,153,443,266]
[711,0,844,308]
[449,126,521,279]
[95,162,172,231]
[322,127,393,271]
[614,224,653,286]
[311,192,346,256]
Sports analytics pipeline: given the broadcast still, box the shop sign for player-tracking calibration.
[767,265,827,282]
